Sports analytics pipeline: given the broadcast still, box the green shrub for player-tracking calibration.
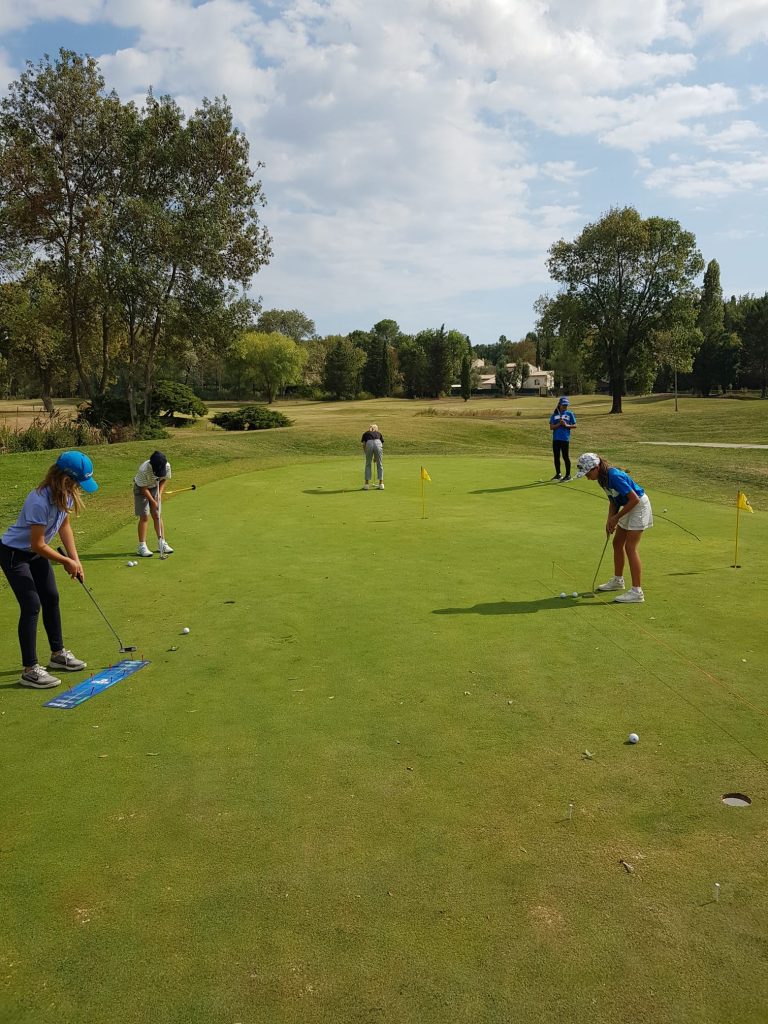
[151,381,208,420]
[210,405,293,431]
[0,414,104,454]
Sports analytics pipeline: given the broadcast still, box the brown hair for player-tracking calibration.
[37,465,84,515]
[596,457,612,490]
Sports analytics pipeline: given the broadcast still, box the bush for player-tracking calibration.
[151,381,208,420]
[210,404,293,431]
[0,413,104,454]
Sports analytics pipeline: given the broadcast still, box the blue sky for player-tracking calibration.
[1,0,767,346]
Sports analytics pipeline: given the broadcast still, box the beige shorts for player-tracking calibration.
[619,493,653,531]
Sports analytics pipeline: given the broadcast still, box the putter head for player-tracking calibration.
[190,484,196,490]
[121,644,138,652]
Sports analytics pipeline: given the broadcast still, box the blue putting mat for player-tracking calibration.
[43,659,150,709]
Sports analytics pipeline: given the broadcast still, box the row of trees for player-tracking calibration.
[536,207,768,411]
[0,50,271,424]
[1,55,765,416]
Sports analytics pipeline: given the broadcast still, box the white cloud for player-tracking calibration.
[644,155,768,197]
[695,0,768,52]
[2,0,768,332]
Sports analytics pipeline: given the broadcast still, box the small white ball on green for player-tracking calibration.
[628,732,639,744]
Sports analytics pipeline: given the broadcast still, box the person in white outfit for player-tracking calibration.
[134,451,174,557]
[575,452,653,603]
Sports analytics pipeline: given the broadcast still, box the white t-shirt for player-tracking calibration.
[134,460,172,488]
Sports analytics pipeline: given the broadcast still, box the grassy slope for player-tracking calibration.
[1,397,767,1024]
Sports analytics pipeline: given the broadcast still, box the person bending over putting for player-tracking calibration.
[575,452,653,604]
[0,451,97,688]
[361,423,384,490]
[134,450,173,557]
[549,396,576,481]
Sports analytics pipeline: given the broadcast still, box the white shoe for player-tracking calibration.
[614,587,645,604]
[137,542,153,557]
[377,482,384,490]
[48,649,87,672]
[597,576,625,592]
[20,664,61,689]
[362,484,369,491]
[158,539,174,554]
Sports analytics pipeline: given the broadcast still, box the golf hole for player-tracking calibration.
[722,793,751,807]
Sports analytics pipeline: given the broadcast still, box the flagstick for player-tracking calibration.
[732,492,741,568]
[421,475,426,519]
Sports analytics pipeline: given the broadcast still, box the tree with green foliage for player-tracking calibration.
[397,336,429,398]
[739,294,768,399]
[546,207,704,412]
[653,302,702,410]
[0,271,70,410]
[495,360,513,396]
[417,324,469,398]
[460,353,472,401]
[233,331,306,403]
[322,336,366,399]
[692,260,741,396]
[255,309,316,342]
[150,380,208,420]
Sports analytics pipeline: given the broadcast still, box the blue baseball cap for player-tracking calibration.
[559,396,570,405]
[56,451,99,492]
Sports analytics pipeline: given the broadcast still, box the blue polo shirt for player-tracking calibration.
[550,410,576,441]
[602,468,645,509]
[1,487,70,551]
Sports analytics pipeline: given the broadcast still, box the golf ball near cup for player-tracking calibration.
[559,592,567,599]
[182,627,190,634]
[628,732,640,744]
[572,592,579,598]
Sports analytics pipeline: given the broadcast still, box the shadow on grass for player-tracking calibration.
[433,596,608,615]
[469,481,552,495]
[303,488,360,495]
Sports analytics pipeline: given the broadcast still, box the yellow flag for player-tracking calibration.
[420,466,431,482]
[737,491,753,513]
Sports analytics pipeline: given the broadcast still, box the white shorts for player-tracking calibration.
[620,493,653,531]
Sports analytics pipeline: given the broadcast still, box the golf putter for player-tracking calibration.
[581,534,611,598]
[158,487,167,560]
[57,549,137,652]
[165,484,196,497]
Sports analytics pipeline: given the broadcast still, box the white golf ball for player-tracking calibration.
[663,507,668,513]
[182,627,190,634]
[559,592,567,599]
[572,592,578,598]
[628,732,640,744]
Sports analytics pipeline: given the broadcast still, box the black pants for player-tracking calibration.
[0,541,63,666]
[553,439,571,477]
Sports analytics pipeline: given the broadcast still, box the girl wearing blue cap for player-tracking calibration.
[575,452,653,604]
[549,397,576,481]
[0,451,96,688]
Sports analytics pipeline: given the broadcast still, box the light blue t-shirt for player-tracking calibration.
[1,487,70,551]
[550,409,576,441]
[602,468,645,509]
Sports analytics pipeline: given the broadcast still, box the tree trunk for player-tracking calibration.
[610,373,624,414]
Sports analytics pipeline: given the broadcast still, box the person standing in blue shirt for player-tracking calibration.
[0,451,97,688]
[549,397,577,481]
[575,452,653,604]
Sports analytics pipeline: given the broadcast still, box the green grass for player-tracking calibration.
[1,396,767,1023]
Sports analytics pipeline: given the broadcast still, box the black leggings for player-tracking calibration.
[552,439,571,476]
[0,541,63,667]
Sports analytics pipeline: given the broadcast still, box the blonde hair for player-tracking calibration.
[37,465,84,515]
[369,423,379,432]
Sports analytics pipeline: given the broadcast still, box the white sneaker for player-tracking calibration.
[597,576,625,592]
[362,484,369,491]
[20,664,61,689]
[614,587,645,604]
[158,539,174,554]
[48,649,87,672]
[137,542,153,558]
[377,482,384,490]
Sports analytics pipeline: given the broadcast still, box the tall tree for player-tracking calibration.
[255,308,315,342]
[740,294,768,399]
[322,336,366,399]
[0,51,130,397]
[692,260,741,396]
[460,353,472,401]
[546,207,703,412]
[233,331,306,403]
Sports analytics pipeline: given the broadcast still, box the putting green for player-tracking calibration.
[1,455,767,1024]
